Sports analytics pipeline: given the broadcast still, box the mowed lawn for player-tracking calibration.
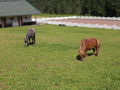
[0,25,120,90]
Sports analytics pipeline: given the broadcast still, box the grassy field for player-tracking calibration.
[0,25,120,90]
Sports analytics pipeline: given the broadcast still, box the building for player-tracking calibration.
[0,0,40,28]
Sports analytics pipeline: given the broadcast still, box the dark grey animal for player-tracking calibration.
[24,28,36,46]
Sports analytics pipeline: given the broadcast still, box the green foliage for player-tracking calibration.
[33,13,81,17]
[0,25,120,90]
[26,0,120,17]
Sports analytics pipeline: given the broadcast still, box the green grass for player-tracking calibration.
[33,14,81,17]
[0,25,120,90]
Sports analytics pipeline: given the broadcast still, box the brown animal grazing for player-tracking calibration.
[78,38,100,60]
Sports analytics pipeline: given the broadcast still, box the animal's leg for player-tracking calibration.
[93,48,96,55]
[31,36,35,44]
[85,50,88,57]
[31,37,33,44]
[30,37,34,45]
[28,37,31,45]
[33,35,35,44]
[95,40,100,56]
[95,46,100,56]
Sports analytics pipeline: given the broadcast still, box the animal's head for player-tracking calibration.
[78,50,86,60]
[24,38,28,46]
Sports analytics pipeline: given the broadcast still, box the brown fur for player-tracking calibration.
[78,38,100,60]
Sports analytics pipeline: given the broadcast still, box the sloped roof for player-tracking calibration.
[0,0,40,17]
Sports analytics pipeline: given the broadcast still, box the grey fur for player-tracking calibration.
[24,28,36,46]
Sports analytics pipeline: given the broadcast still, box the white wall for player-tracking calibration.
[6,17,12,24]
[4,15,32,26]
[12,17,19,26]
[22,15,32,22]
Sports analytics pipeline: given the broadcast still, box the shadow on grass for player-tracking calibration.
[76,53,93,61]
[24,43,35,47]
[87,53,93,56]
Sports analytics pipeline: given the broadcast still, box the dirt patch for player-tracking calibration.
[52,19,120,26]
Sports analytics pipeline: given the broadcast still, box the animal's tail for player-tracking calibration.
[97,40,100,48]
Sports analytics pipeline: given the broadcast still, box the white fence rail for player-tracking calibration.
[32,16,120,30]
[33,16,120,21]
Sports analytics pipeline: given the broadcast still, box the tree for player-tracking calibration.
[26,0,120,17]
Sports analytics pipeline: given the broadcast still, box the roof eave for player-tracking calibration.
[0,13,40,17]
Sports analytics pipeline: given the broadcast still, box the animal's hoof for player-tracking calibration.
[94,53,98,56]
